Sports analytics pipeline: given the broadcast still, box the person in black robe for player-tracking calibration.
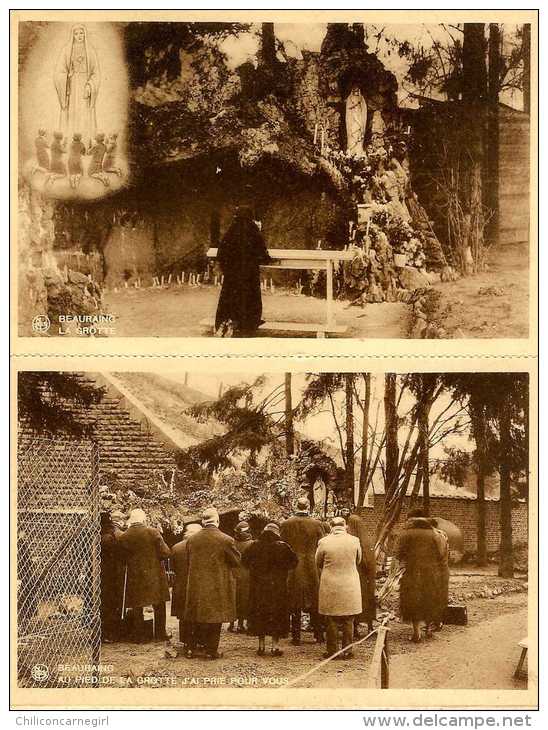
[242,523,298,657]
[214,206,272,336]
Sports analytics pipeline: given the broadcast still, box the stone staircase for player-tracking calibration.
[88,395,177,489]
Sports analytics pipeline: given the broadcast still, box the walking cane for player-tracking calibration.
[121,566,128,638]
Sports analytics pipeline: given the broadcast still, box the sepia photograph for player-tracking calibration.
[14,365,534,706]
[14,13,535,340]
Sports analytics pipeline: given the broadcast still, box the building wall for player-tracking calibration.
[359,493,528,554]
[497,107,530,245]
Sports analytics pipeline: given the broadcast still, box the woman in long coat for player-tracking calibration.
[230,521,254,633]
[242,523,298,656]
[214,206,272,336]
[396,512,447,642]
[429,517,450,630]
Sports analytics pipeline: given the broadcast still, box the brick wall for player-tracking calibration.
[359,494,528,554]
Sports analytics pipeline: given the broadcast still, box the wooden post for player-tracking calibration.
[366,625,390,688]
[381,631,390,689]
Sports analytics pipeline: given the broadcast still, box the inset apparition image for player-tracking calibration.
[16,19,533,338]
[15,369,531,692]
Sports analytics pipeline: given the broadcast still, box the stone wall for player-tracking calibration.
[18,187,54,334]
[18,186,105,334]
[359,493,529,555]
[498,107,530,245]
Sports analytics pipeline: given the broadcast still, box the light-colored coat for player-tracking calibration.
[315,528,362,617]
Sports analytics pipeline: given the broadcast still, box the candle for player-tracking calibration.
[313,123,318,144]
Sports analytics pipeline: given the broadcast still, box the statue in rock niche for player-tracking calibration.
[345,86,367,157]
[54,24,100,151]
[370,110,386,149]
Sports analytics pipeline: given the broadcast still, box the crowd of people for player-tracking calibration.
[100,498,449,662]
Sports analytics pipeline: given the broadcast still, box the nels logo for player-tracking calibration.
[32,314,51,334]
[31,664,49,682]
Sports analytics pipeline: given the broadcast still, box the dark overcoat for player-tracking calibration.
[170,536,190,619]
[432,527,450,611]
[280,514,324,613]
[396,518,447,624]
[116,524,171,609]
[184,525,241,624]
[242,532,298,637]
[215,215,272,334]
[100,525,125,619]
[234,536,254,618]
[347,513,377,623]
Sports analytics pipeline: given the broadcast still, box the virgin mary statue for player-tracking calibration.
[345,86,367,157]
[54,25,100,149]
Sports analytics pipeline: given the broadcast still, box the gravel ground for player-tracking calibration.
[99,574,528,691]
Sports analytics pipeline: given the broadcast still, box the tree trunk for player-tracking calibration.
[485,24,501,243]
[260,23,277,67]
[284,373,294,457]
[498,403,514,577]
[345,374,355,503]
[419,401,430,515]
[471,403,488,565]
[522,23,531,115]
[462,23,488,271]
[384,374,399,500]
[463,24,487,102]
[487,24,502,103]
[357,373,371,507]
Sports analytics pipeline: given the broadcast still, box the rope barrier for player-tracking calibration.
[283,617,390,688]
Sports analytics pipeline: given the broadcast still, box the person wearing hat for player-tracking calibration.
[170,523,202,653]
[229,521,253,634]
[280,497,325,644]
[117,508,171,643]
[242,523,298,656]
[316,516,362,659]
[340,506,377,637]
[183,507,241,659]
[396,508,446,642]
[100,512,126,642]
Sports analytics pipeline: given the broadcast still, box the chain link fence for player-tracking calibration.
[17,436,101,687]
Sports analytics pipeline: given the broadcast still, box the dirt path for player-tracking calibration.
[389,592,529,690]
[431,243,530,338]
[103,287,409,338]
[99,587,528,691]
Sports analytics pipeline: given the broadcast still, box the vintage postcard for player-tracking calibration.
[11,9,537,358]
[10,355,537,709]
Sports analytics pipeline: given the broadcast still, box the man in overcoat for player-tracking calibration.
[316,517,362,659]
[170,523,202,651]
[280,497,325,644]
[341,506,377,635]
[117,508,171,642]
[183,507,241,659]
